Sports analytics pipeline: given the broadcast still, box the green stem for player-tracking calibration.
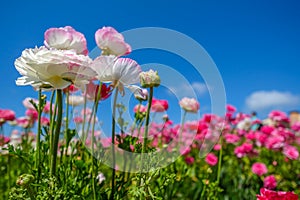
[35,89,42,181]
[49,90,56,168]
[179,111,187,146]
[64,89,70,158]
[91,82,102,200]
[50,89,63,176]
[81,92,87,144]
[110,88,118,200]
[216,135,223,184]
[142,87,153,155]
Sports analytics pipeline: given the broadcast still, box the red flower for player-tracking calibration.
[257,188,298,200]
[151,98,168,112]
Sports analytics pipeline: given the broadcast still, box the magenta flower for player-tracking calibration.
[283,145,299,160]
[44,26,88,55]
[95,27,131,56]
[226,104,236,113]
[185,156,195,165]
[224,133,240,144]
[25,109,38,121]
[179,97,200,113]
[151,98,169,112]
[251,162,268,176]
[205,153,218,166]
[84,81,112,102]
[234,143,253,158]
[263,175,277,189]
[257,188,298,200]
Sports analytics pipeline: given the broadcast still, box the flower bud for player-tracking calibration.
[139,69,160,88]
[16,174,35,187]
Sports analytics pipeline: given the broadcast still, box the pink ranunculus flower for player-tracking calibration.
[205,153,218,166]
[263,175,277,189]
[226,104,236,113]
[179,97,200,113]
[185,156,195,165]
[224,133,240,144]
[44,26,88,55]
[0,109,16,125]
[25,109,38,121]
[95,26,131,56]
[133,104,147,113]
[15,46,95,90]
[251,162,268,176]
[283,145,299,160]
[22,97,37,110]
[257,188,298,200]
[268,110,289,122]
[151,98,169,112]
[41,117,50,126]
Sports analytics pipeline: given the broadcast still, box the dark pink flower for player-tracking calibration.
[205,153,218,166]
[84,81,112,102]
[41,117,50,126]
[0,109,16,125]
[151,98,169,112]
[251,162,268,176]
[268,110,289,122]
[224,133,240,144]
[25,109,38,121]
[263,175,277,189]
[257,188,298,200]
[234,143,253,158]
[185,156,195,165]
[226,104,236,113]
[283,145,299,160]
[133,104,147,113]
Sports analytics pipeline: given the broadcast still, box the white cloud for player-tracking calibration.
[245,90,300,111]
[168,82,208,97]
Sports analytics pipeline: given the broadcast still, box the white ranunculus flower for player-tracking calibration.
[91,55,146,99]
[15,46,96,90]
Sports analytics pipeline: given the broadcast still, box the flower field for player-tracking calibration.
[0,26,299,199]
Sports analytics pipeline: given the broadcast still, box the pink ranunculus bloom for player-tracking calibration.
[15,46,94,90]
[179,97,200,113]
[234,143,253,158]
[185,156,195,165]
[0,109,16,125]
[151,98,169,112]
[16,117,32,128]
[41,117,50,126]
[283,145,299,160]
[291,122,300,132]
[224,133,240,144]
[213,144,221,151]
[95,26,131,56]
[205,153,218,166]
[43,101,51,113]
[257,188,298,200]
[251,162,268,176]
[0,135,10,146]
[263,175,277,189]
[25,109,38,121]
[73,117,83,124]
[133,104,147,113]
[44,26,88,55]
[268,110,289,122]
[226,104,236,113]
[260,126,275,135]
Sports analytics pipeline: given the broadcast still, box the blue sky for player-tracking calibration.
[1,0,300,124]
